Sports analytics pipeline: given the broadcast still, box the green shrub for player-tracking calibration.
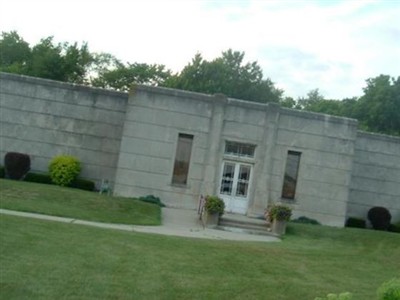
[345,217,366,229]
[4,152,31,180]
[49,155,81,187]
[389,222,400,233]
[138,195,165,207]
[70,178,95,191]
[0,165,4,178]
[314,292,352,300]
[292,216,321,225]
[267,204,292,222]
[205,195,225,216]
[377,278,400,300]
[25,172,53,185]
[368,207,392,231]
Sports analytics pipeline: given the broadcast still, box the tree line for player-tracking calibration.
[1,31,399,136]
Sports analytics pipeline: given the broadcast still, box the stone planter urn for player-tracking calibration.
[203,195,225,229]
[205,212,220,228]
[267,204,292,236]
[272,219,287,235]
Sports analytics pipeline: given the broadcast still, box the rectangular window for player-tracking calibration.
[281,151,301,199]
[225,141,255,158]
[172,133,194,185]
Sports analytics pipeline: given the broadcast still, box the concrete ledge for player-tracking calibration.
[0,72,128,99]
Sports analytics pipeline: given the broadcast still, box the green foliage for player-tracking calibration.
[0,165,5,178]
[299,76,400,136]
[267,204,292,221]
[24,172,94,191]
[92,61,171,91]
[389,222,400,233]
[292,216,321,225]
[4,152,31,180]
[164,50,283,103]
[377,278,400,300]
[70,178,95,191]
[345,217,366,229]
[0,31,31,74]
[314,292,353,300]
[0,31,93,84]
[24,172,53,185]
[138,195,166,207]
[356,75,400,135]
[204,195,225,216]
[368,207,392,231]
[49,155,81,187]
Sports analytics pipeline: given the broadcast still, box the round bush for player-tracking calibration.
[4,152,31,180]
[368,207,392,231]
[205,195,225,216]
[49,155,81,187]
[377,278,400,300]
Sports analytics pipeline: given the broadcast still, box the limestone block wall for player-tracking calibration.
[0,73,127,186]
[348,132,400,223]
[114,86,214,208]
[271,109,359,226]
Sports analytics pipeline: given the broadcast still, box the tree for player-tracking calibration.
[27,37,93,83]
[164,49,283,103]
[0,31,93,83]
[356,75,400,135]
[91,61,171,91]
[0,31,31,74]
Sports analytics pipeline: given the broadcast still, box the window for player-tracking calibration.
[225,141,255,158]
[172,134,194,185]
[281,151,301,199]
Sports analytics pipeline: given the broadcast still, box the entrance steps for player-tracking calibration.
[218,213,276,237]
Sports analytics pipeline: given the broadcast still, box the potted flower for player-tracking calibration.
[266,203,292,235]
[204,195,225,228]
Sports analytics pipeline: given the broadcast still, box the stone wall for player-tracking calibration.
[2,73,399,226]
[348,131,400,223]
[0,73,128,186]
[114,86,215,208]
[270,109,359,226]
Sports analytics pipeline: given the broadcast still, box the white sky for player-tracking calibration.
[1,0,399,99]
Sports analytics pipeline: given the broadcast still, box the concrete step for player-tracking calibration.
[217,225,277,237]
[219,214,274,237]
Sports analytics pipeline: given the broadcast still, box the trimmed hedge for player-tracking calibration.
[292,216,321,225]
[345,217,366,229]
[25,172,53,185]
[70,178,95,192]
[0,165,4,178]
[138,195,165,207]
[389,222,400,233]
[4,152,30,180]
[368,207,392,231]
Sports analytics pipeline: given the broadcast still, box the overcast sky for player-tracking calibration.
[1,0,399,99]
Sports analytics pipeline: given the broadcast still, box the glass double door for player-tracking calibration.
[218,161,252,214]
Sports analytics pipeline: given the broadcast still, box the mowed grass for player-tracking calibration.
[1,215,399,300]
[0,179,161,225]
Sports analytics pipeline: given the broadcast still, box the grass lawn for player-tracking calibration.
[1,215,399,300]
[0,179,161,225]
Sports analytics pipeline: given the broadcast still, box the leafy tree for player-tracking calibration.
[164,49,283,103]
[0,31,93,83]
[91,61,171,91]
[27,37,93,83]
[355,75,400,135]
[0,31,31,74]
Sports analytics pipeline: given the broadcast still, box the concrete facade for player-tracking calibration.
[1,72,399,226]
[0,72,128,185]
